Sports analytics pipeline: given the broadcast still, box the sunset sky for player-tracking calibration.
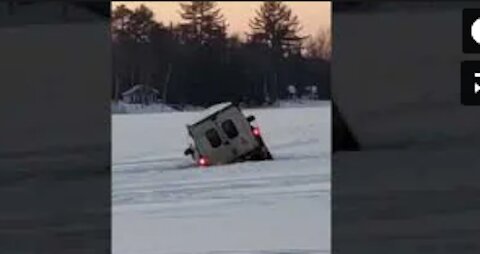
[111,1,331,38]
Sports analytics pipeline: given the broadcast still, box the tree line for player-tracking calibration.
[112,1,330,107]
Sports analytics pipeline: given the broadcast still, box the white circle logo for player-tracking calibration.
[471,18,480,44]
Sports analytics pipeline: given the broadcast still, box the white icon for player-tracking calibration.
[471,18,480,44]
[474,73,480,94]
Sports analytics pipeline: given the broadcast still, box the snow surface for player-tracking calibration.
[112,103,331,254]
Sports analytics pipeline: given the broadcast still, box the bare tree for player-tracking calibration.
[162,63,173,103]
[305,28,331,60]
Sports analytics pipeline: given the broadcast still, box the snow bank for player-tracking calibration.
[111,101,177,114]
[111,100,329,115]
[276,99,330,108]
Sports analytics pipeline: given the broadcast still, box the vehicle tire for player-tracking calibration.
[253,146,272,161]
[247,147,263,161]
[184,148,193,156]
[262,147,273,160]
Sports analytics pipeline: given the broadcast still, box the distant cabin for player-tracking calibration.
[122,85,160,104]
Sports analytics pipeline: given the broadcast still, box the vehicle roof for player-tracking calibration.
[189,102,236,128]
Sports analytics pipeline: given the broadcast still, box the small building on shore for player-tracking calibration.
[122,85,160,104]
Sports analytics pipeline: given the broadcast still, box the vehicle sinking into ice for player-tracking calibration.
[184,102,273,167]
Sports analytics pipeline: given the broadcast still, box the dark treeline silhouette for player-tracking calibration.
[112,1,330,107]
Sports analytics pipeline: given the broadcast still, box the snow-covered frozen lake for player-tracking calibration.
[112,102,331,254]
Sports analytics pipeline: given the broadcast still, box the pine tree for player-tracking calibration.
[111,4,163,100]
[178,1,226,44]
[112,4,158,43]
[249,1,304,57]
[128,4,159,43]
[111,4,133,42]
[248,2,306,102]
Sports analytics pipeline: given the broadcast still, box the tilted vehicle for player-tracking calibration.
[184,102,273,166]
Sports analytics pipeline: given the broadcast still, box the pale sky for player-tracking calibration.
[112,1,331,38]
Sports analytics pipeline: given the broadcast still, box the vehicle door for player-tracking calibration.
[191,120,235,164]
[215,107,259,158]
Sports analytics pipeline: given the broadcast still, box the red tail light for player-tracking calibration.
[252,127,261,136]
[198,157,208,167]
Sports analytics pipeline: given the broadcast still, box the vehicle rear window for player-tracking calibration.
[221,119,239,139]
[205,128,221,148]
